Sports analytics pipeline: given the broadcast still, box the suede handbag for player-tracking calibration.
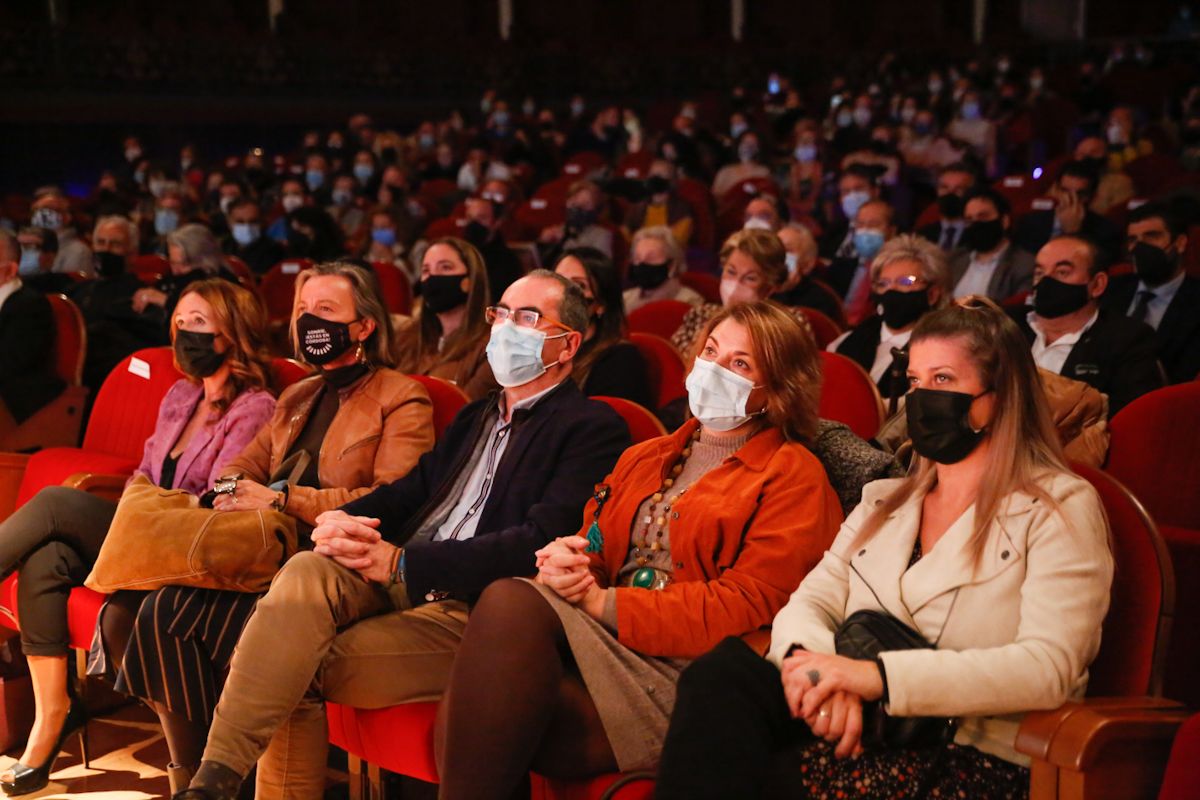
[85,475,299,594]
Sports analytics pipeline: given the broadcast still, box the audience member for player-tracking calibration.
[826,199,897,325]
[623,227,703,313]
[771,224,845,324]
[917,162,977,251]
[622,160,694,247]
[30,189,93,275]
[949,188,1035,301]
[1012,161,1121,262]
[222,197,284,275]
[539,181,614,260]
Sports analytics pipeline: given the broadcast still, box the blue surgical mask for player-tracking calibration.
[331,188,353,207]
[353,163,374,183]
[961,102,981,120]
[305,169,325,191]
[231,223,260,247]
[371,228,397,247]
[853,228,886,261]
[18,247,40,276]
[841,190,871,221]
[154,208,179,236]
[485,321,567,388]
[794,143,818,162]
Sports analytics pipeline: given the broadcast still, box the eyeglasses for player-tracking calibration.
[485,306,571,331]
[871,274,927,293]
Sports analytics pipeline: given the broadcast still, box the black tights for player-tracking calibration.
[435,579,617,800]
[100,591,208,771]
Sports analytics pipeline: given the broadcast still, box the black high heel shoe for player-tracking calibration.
[0,698,88,797]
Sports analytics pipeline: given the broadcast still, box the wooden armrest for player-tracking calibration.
[1017,697,1190,800]
[0,453,31,523]
[62,472,128,503]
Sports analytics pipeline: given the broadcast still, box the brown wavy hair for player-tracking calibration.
[851,296,1073,569]
[694,300,822,444]
[170,279,273,416]
[399,237,491,372]
[718,228,789,288]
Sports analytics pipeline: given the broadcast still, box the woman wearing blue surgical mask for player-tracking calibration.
[828,235,951,409]
[394,238,497,401]
[361,206,416,273]
[946,90,997,177]
[435,301,842,799]
[712,130,771,199]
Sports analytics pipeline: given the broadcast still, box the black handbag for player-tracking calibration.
[834,609,958,749]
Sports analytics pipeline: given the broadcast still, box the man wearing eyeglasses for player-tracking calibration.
[182,270,632,799]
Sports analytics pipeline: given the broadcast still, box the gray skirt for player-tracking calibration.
[521,579,690,772]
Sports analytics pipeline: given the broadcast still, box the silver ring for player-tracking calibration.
[233,495,239,504]
[818,708,830,718]
[806,669,820,686]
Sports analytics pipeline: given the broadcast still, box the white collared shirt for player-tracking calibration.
[1126,270,1185,331]
[827,322,913,383]
[0,278,23,314]
[431,379,562,543]
[1027,309,1099,376]
[953,244,1007,299]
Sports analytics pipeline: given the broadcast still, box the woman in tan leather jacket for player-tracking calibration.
[91,262,436,793]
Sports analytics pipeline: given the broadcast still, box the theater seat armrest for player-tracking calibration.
[62,472,129,503]
[1017,698,1190,800]
[0,453,31,522]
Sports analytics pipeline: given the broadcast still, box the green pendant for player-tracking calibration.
[631,567,656,589]
[584,520,604,554]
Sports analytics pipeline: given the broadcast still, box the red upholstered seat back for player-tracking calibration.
[1158,712,1200,800]
[46,294,86,385]
[628,333,687,410]
[796,307,843,349]
[1073,464,1174,698]
[326,702,440,783]
[626,300,691,342]
[817,351,885,441]
[82,348,182,458]
[409,375,469,441]
[369,261,413,315]
[271,358,312,390]
[594,396,667,445]
[260,258,313,321]
[677,272,721,304]
[1107,383,1200,531]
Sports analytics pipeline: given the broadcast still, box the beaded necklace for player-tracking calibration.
[629,426,702,583]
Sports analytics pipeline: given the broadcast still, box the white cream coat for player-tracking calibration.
[768,471,1114,766]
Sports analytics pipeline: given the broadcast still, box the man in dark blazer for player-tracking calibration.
[1012,160,1122,265]
[183,270,632,798]
[917,161,977,251]
[1013,235,1162,417]
[1102,202,1200,384]
[0,230,65,434]
[947,188,1035,302]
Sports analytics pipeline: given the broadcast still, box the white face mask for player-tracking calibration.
[743,216,773,231]
[719,277,759,307]
[785,252,800,276]
[485,321,567,388]
[686,357,762,432]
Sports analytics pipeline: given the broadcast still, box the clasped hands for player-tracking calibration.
[780,651,885,759]
[310,509,396,584]
[534,535,605,618]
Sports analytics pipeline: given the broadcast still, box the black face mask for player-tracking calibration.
[420,274,469,314]
[645,176,671,196]
[628,261,671,290]
[287,229,313,257]
[95,251,125,278]
[906,388,990,464]
[1130,241,1178,287]
[1077,156,1107,175]
[463,219,491,247]
[174,329,227,378]
[322,361,371,389]
[937,193,965,219]
[296,312,356,365]
[565,207,598,229]
[877,289,931,330]
[1033,276,1091,319]
[960,218,1006,252]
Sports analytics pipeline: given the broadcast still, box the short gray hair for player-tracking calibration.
[526,268,589,334]
[166,223,224,274]
[630,225,683,268]
[870,234,951,307]
[94,214,140,255]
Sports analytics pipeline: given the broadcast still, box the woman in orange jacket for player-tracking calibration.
[434,301,844,799]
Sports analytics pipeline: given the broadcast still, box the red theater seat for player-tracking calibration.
[261,258,314,321]
[626,300,691,342]
[530,771,655,800]
[327,701,440,785]
[594,396,666,444]
[677,272,720,304]
[408,375,469,439]
[628,333,687,411]
[795,307,843,349]
[369,261,413,315]
[817,351,885,440]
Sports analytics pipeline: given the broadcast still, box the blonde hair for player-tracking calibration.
[869,234,951,308]
[171,279,273,415]
[291,261,398,368]
[630,225,683,269]
[719,229,788,288]
[853,296,1070,567]
[695,301,822,444]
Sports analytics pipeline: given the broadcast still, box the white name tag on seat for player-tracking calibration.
[1031,198,1054,211]
[531,199,548,210]
[282,262,301,274]
[128,357,151,380]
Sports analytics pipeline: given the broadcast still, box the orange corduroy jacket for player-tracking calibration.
[582,418,843,659]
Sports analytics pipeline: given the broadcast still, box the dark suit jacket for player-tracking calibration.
[947,243,1036,301]
[1012,209,1121,263]
[0,284,66,422]
[342,379,631,605]
[1101,273,1200,384]
[773,276,846,325]
[820,255,862,300]
[918,219,965,250]
[1012,307,1164,416]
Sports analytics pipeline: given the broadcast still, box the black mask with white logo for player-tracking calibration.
[296,313,355,366]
